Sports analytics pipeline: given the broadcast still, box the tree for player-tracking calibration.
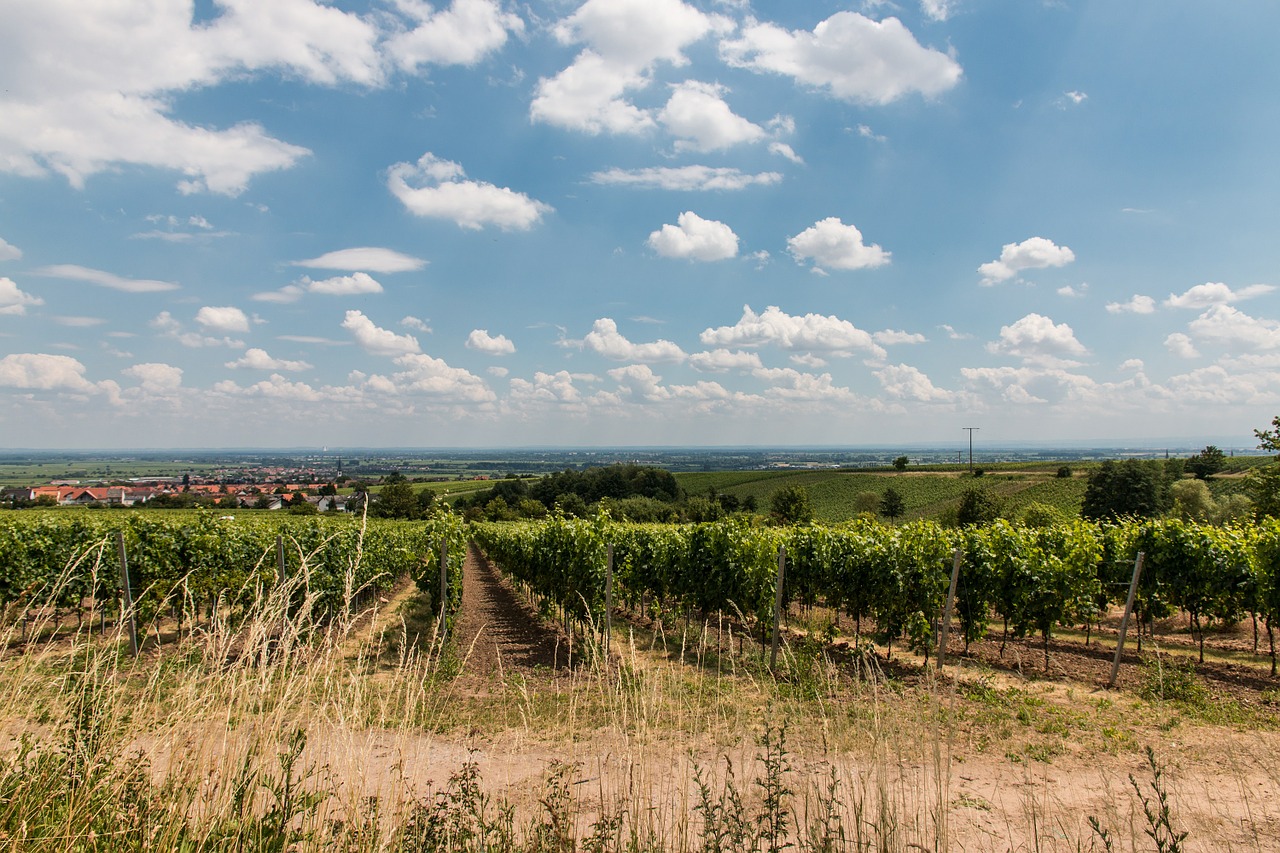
[1170,479,1215,522]
[1082,460,1172,520]
[892,455,909,471]
[1249,415,1280,517]
[879,488,905,520]
[956,487,1001,527]
[853,491,881,515]
[374,480,419,519]
[318,483,338,496]
[1186,445,1226,480]
[1056,465,1072,479]
[770,485,814,524]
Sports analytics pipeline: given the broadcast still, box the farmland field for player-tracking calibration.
[2,511,1279,851]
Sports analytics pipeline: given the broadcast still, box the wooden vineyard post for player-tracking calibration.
[1108,551,1145,689]
[605,544,614,656]
[438,539,448,642]
[276,535,286,587]
[116,532,139,657]
[937,548,963,670]
[770,544,786,670]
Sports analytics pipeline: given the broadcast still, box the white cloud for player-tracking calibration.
[509,370,589,411]
[589,165,782,191]
[856,124,887,143]
[608,364,670,400]
[52,316,105,327]
[938,324,972,341]
[701,304,887,359]
[0,238,21,261]
[874,364,953,402]
[787,217,890,271]
[386,0,524,72]
[0,0,381,193]
[215,374,325,402]
[0,353,101,393]
[376,354,495,402]
[920,0,956,22]
[195,306,250,334]
[647,212,739,261]
[1105,295,1156,314]
[720,12,961,105]
[342,310,421,356]
[1057,283,1088,298]
[36,264,179,293]
[122,362,183,391]
[1061,90,1088,106]
[466,329,516,355]
[985,313,1088,365]
[789,353,828,368]
[582,318,687,363]
[293,247,427,273]
[873,329,927,345]
[304,272,384,296]
[1186,305,1280,352]
[660,81,765,152]
[751,366,856,402]
[531,0,726,134]
[1164,333,1200,359]
[689,349,763,372]
[978,237,1075,285]
[387,152,552,230]
[1164,282,1276,310]
[0,277,43,316]
[402,316,432,332]
[225,348,313,371]
[767,142,803,163]
[252,285,305,304]
[488,366,509,378]
[152,311,244,349]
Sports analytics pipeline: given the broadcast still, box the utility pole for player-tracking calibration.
[963,427,979,474]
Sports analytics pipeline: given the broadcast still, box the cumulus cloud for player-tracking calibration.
[978,237,1075,285]
[214,374,325,402]
[873,364,953,402]
[985,313,1088,365]
[342,310,421,356]
[581,318,686,363]
[195,306,250,334]
[509,370,590,411]
[381,352,496,402]
[0,353,101,393]
[1105,295,1156,314]
[1164,282,1276,309]
[531,0,726,134]
[152,311,244,348]
[306,272,384,296]
[0,277,43,315]
[647,211,739,261]
[701,304,886,359]
[608,364,670,400]
[689,349,763,372]
[787,218,890,271]
[387,152,552,230]
[1186,305,1280,352]
[122,362,183,391]
[0,0,394,193]
[385,0,524,72]
[659,81,765,152]
[873,329,927,345]
[0,238,21,261]
[36,264,178,293]
[590,165,782,191]
[402,316,432,332]
[1164,332,1200,359]
[466,329,516,355]
[768,142,803,163]
[292,247,426,273]
[720,12,961,104]
[751,366,856,402]
[225,348,313,371]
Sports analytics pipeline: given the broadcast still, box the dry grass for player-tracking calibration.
[1,544,1279,851]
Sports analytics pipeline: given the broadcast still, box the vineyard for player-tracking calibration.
[0,510,468,640]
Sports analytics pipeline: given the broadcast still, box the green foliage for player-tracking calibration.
[1082,460,1172,520]
[955,487,1001,527]
[892,455,909,471]
[770,485,814,525]
[879,488,905,520]
[1185,445,1226,480]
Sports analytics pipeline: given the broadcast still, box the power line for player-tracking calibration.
[962,427,979,474]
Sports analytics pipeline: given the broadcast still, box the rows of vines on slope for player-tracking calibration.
[476,515,1280,671]
[0,510,467,635]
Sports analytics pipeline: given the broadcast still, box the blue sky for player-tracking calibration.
[1,0,1278,449]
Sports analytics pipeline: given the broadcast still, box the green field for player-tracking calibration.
[676,468,1089,522]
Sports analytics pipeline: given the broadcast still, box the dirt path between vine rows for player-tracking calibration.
[449,542,572,680]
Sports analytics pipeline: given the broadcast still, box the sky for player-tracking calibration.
[1,0,1279,450]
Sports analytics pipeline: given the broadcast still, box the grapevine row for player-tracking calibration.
[475,516,1280,671]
